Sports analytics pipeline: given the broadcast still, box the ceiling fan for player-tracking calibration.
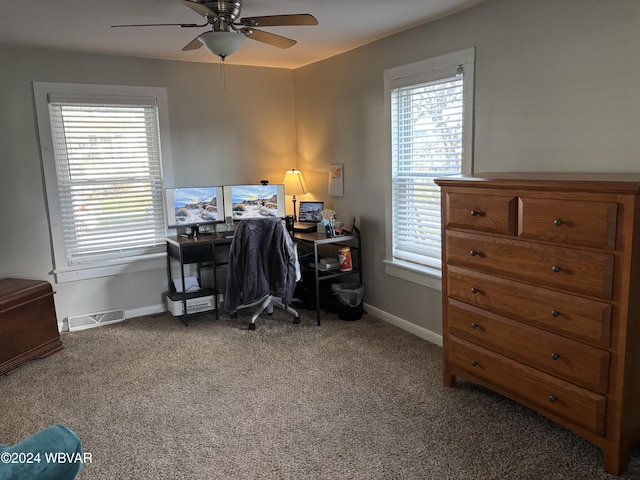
[112,0,318,61]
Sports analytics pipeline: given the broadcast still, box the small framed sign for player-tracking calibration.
[328,163,344,197]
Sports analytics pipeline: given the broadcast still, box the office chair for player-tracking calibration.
[225,217,301,330]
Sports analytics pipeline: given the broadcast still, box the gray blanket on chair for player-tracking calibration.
[225,217,297,313]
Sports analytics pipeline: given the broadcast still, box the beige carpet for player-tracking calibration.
[1,308,639,479]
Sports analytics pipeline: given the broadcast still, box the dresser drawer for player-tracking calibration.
[448,302,610,393]
[448,336,607,436]
[446,230,614,300]
[444,192,517,235]
[446,266,611,347]
[518,197,617,250]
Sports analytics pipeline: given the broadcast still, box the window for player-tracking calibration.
[384,48,475,287]
[34,83,174,282]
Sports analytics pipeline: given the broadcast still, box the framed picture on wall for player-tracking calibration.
[329,163,344,196]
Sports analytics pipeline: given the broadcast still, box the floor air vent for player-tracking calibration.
[68,309,125,331]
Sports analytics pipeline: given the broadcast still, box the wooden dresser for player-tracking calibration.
[435,173,640,475]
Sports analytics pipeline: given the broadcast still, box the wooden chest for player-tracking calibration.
[435,173,640,476]
[0,278,62,376]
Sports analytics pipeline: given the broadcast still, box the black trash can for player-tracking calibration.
[331,283,364,321]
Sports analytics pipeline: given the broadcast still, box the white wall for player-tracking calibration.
[0,48,296,324]
[293,0,640,334]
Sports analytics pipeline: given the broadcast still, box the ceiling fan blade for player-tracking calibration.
[182,36,203,51]
[179,0,219,20]
[243,28,296,49]
[239,14,318,27]
[112,22,204,28]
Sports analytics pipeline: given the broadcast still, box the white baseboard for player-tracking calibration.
[62,302,439,344]
[364,303,443,347]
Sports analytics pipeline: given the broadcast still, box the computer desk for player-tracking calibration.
[167,230,362,327]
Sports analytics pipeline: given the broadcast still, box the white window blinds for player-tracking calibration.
[47,95,167,265]
[391,75,464,269]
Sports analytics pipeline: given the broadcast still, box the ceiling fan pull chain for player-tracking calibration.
[220,57,227,92]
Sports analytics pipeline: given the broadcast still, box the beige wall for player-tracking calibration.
[0,48,296,323]
[2,0,639,335]
[293,0,640,334]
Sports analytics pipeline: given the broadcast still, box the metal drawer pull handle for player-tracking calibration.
[471,322,479,329]
[551,310,560,317]
[551,352,560,360]
[470,210,479,216]
[548,395,557,403]
[470,287,478,294]
[471,360,478,367]
[470,250,478,257]
[551,265,561,273]
[553,219,564,227]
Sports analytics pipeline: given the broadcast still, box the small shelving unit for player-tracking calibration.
[165,235,232,326]
[293,230,362,326]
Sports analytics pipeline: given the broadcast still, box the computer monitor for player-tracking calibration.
[223,184,286,221]
[165,186,224,234]
[298,201,324,223]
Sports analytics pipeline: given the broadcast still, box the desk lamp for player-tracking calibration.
[282,169,308,221]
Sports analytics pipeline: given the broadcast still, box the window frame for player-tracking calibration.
[383,48,475,289]
[33,82,174,283]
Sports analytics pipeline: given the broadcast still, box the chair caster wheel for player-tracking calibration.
[230,311,237,319]
[248,323,256,331]
[293,317,300,324]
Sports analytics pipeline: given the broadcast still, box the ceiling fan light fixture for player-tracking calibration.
[197,31,246,59]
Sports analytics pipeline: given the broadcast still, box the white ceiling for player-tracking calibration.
[0,0,486,69]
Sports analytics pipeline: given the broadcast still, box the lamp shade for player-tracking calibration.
[282,169,308,196]
[198,31,246,59]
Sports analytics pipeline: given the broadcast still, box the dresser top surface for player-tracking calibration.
[435,172,640,193]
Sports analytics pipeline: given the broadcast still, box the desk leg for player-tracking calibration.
[314,242,321,326]
[166,243,190,326]
[180,255,189,326]
[212,244,219,320]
